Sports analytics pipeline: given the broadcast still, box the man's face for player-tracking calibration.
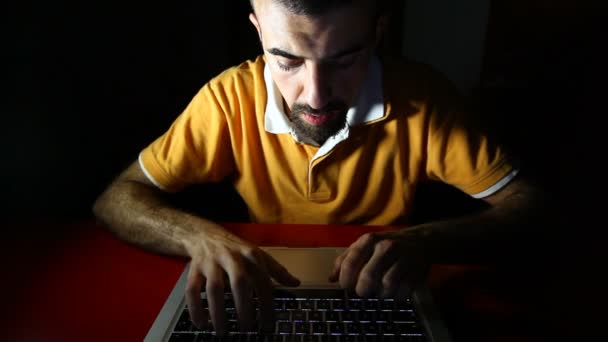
[250,0,380,145]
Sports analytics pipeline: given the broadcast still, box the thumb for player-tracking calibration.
[264,253,301,286]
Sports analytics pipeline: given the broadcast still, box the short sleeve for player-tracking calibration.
[424,78,515,197]
[139,82,235,192]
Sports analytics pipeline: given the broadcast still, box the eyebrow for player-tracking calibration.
[266,44,365,61]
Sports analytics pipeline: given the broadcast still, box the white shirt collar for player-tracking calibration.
[263,55,385,136]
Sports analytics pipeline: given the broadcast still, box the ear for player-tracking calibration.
[249,13,262,41]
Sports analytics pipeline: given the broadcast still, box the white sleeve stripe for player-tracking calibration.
[470,169,520,199]
[138,152,168,191]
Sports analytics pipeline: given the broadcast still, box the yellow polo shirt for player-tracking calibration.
[139,55,516,224]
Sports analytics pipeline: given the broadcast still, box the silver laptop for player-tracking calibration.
[145,247,452,342]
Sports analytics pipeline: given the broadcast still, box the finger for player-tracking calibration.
[185,262,208,329]
[379,258,408,299]
[256,252,278,333]
[205,263,227,336]
[328,249,348,282]
[393,261,428,300]
[339,233,376,291]
[356,240,399,298]
[264,251,300,286]
[225,255,255,333]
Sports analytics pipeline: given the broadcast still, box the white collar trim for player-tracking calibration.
[263,55,384,135]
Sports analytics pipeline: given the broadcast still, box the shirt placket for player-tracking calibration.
[307,157,331,201]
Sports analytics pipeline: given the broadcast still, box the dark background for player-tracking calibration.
[4,0,604,223]
[3,0,606,255]
[2,0,606,338]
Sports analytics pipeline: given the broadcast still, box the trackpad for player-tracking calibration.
[262,247,345,287]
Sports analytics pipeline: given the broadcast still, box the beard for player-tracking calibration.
[289,101,349,146]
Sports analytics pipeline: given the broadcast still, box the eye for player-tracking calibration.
[276,59,303,72]
[277,62,294,72]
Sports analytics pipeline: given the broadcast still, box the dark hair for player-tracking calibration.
[249,0,385,16]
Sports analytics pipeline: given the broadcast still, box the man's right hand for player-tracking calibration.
[182,222,300,336]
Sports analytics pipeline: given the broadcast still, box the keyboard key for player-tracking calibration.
[328,322,345,335]
[360,323,378,335]
[252,334,283,342]
[228,321,239,333]
[363,300,379,311]
[398,323,423,335]
[247,334,285,342]
[379,323,397,335]
[175,312,192,332]
[320,336,340,342]
[276,311,291,321]
[169,333,196,342]
[341,311,358,322]
[278,322,293,334]
[380,300,395,311]
[311,322,327,335]
[395,336,425,342]
[285,300,298,310]
[301,335,318,342]
[347,300,362,310]
[300,300,315,311]
[325,311,340,322]
[227,310,239,321]
[359,335,376,342]
[395,323,422,335]
[230,334,248,342]
[317,300,330,311]
[358,311,373,322]
[331,300,345,311]
[308,311,323,322]
[345,322,361,335]
[294,322,309,334]
[196,333,221,342]
[375,312,389,323]
[285,335,302,342]
[391,312,415,323]
[292,311,307,322]
[394,300,413,311]
[379,337,396,342]
[225,297,236,309]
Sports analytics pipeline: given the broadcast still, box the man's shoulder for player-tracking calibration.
[208,55,266,90]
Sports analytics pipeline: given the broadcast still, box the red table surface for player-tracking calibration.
[1,221,556,342]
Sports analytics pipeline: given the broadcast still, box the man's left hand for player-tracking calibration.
[328,230,429,298]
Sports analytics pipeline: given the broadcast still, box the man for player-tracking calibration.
[93,0,544,336]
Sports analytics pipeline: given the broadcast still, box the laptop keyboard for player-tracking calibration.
[170,289,427,342]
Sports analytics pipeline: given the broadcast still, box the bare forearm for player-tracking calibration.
[92,180,213,257]
[405,186,549,264]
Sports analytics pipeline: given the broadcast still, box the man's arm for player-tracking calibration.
[329,174,550,298]
[407,174,548,263]
[93,161,299,334]
[93,160,214,256]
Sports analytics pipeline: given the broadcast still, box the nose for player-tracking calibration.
[304,63,332,110]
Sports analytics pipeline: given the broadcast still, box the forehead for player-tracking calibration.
[255,0,375,59]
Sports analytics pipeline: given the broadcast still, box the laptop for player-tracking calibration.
[145,247,452,342]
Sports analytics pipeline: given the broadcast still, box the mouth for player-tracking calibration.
[300,111,341,126]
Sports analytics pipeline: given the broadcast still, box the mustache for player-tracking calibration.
[291,101,348,116]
